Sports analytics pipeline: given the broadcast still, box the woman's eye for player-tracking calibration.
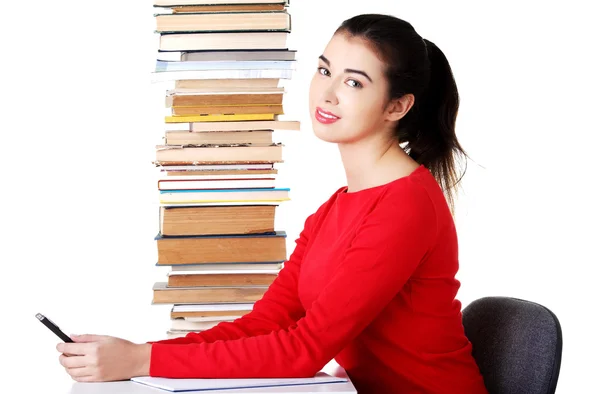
[317,67,330,76]
[346,79,362,88]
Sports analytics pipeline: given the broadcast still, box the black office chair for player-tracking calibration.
[462,297,562,394]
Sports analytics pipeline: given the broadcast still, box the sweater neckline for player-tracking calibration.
[339,164,427,196]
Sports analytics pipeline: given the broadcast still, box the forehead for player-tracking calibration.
[321,33,386,79]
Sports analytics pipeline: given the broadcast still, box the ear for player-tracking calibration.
[384,93,415,122]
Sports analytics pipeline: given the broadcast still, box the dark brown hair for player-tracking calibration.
[336,14,468,214]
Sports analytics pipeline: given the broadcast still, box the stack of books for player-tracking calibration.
[150,0,300,339]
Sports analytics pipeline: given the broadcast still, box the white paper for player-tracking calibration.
[131,372,347,392]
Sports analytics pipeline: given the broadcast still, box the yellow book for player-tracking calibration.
[165,113,275,123]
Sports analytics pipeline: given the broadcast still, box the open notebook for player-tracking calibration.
[131,372,348,392]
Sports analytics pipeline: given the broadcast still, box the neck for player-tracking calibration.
[338,134,411,193]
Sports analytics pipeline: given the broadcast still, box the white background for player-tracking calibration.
[2,1,598,392]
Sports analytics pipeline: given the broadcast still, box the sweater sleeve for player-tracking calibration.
[149,212,316,346]
[149,185,437,378]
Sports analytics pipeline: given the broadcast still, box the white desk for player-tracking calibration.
[67,365,357,394]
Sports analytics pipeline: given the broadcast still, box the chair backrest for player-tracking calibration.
[462,296,562,394]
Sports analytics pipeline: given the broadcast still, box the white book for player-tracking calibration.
[156,60,296,72]
[159,174,276,181]
[154,0,289,5]
[170,319,229,331]
[131,373,348,392]
[172,303,255,312]
[158,178,276,190]
[151,68,293,82]
[159,163,274,171]
[160,201,281,207]
[184,315,244,322]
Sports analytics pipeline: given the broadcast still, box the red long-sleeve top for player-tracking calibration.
[149,164,489,394]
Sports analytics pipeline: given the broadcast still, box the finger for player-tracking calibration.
[57,342,94,356]
[66,366,92,379]
[74,375,98,383]
[71,334,107,343]
[59,354,88,369]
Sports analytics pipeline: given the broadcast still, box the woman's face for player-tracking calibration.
[308,33,393,144]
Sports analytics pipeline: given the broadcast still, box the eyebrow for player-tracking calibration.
[319,55,373,83]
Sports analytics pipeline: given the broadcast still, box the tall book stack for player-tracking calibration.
[150,0,300,339]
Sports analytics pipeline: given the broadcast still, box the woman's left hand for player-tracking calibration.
[56,334,152,382]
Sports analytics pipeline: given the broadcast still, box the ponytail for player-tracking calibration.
[407,39,467,215]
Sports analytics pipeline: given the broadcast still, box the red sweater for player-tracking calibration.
[149,164,489,394]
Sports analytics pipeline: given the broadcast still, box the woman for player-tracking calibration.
[57,14,489,394]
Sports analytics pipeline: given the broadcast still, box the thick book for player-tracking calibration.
[155,11,291,33]
[159,31,288,51]
[170,103,284,116]
[175,78,280,89]
[155,230,287,265]
[165,90,284,106]
[167,269,279,287]
[152,282,268,304]
[159,204,276,235]
[154,143,283,165]
[164,130,274,145]
[181,49,296,62]
[158,188,290,204]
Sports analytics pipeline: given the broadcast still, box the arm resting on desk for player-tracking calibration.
[150,187,436,378]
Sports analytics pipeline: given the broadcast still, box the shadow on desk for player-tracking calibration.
[68,364,358,394]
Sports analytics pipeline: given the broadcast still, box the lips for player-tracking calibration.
[315,107,340,124]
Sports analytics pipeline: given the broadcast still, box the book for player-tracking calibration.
[174,315,245,322]
[152,68,293,82]
[164,130,274,145]
[170,103,284,116]
[159,204,276,235]
[167,270,279,287]
[171,303,254,319]
[158,188,290,204]
[154,0,290,6]
[152,282,268,304]
[158,177,276,190]
[181,49,296,61]
[159,172,276,179]
[175,78,280,89]
[155,144,283,164]
[166,90,284,106]
[165,113,276,122]
[155,230,286,265]
[171,262,283,271]
[157,60,296,72]
[155,11,291,33]
[131,373,348,392]
[159,31,289,51]
[190,119,299,131]
[169,4,286,13]
[158,163,274,171]
[169,317,236,331]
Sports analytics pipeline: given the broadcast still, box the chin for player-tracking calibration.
[311,120,342,143]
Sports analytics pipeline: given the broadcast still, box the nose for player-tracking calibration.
[321,80,339,106]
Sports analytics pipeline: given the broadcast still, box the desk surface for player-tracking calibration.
[67,365,357,394]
